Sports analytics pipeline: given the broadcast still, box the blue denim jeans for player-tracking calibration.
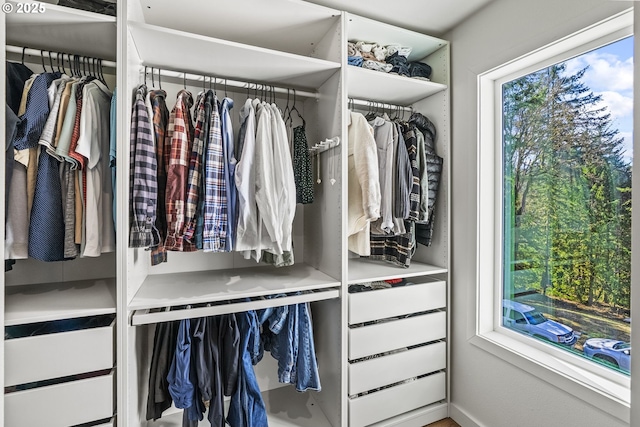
[259,301,321,392]
[227,311,268,427]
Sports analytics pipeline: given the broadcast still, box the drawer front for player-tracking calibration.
[349,280,446,325]
[349,341,446,395]
[349,311,446,360]
[349,372,446,427]
[5,371,114,427]
[5,321,114,387]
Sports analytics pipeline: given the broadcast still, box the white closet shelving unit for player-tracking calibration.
[119,1,345,426]
[2,1,450,426]
[343,13,451,427]
[2,1,117,426]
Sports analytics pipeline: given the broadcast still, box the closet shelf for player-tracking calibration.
[347,66,447,106]
[348,258,447,284]
[5,0,116,60]
[128,22,341,89]
[151,386,332,427]
[5,278,117,326]
[347,13,447,62]
[131,288,340,326]
[128,263,341,311]
[139,0,341,58]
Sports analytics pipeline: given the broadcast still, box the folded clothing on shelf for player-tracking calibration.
[346,40,432,80]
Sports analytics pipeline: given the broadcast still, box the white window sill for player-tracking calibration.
[470,331,630,423]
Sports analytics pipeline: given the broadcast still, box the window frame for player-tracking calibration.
[472,9,633,423]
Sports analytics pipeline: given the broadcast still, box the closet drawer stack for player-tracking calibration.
[347,277,447,427]
[4,280,117,426]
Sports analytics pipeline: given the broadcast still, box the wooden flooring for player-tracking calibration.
[426,418,461,427]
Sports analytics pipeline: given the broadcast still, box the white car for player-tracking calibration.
[503,299,578,346]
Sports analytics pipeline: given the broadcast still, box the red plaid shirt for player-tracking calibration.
[164,90,196,251]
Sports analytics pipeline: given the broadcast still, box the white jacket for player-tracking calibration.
[347,112,381,256]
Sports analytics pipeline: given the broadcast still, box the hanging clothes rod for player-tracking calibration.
[6,45,117,69]
[142,66,318,99]
[130,287,340,326]
[349,97,413,112]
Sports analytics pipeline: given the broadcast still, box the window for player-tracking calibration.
[501,35,632,374]
[474,9,633,421]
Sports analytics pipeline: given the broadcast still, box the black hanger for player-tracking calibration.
[224,79,228,98]
[158,68,162,90]
[98,59,107,86]
[288,88,306,128]
[283,89,291,120]
[21,47,26,65]
[40,50,47,72]
[183,72,186,90]
[58,52,66,75]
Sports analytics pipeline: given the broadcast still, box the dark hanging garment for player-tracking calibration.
[293,125,314,204]
[409,112,442,247]
[146,320,179,421]
[184,318,206,426]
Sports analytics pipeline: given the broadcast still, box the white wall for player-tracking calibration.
[447,1,633,426]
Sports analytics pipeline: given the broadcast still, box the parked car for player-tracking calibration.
[583,338,631,372]
[503,299,578,346]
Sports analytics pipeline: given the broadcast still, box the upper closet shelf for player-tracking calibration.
[128,22,341,89]
[348,258,447,284]
[347,13,446,61]
[139,0,340,57]
[5,278,116,326]
[128,263,340,311]
[5,0,116,60]
[347,66,447,106]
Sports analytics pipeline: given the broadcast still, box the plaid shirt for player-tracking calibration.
[149,90,170,265]
[164,90,196,252]
[203,94,227,252]
[129,85,159,248]
[183,94,206,242]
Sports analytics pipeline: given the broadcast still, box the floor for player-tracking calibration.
[426,418,461,427]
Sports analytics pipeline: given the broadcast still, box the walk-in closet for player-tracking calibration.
[2,1,451,426]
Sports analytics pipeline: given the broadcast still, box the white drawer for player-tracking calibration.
[349,311,446,360]
[349,341,446,395]
[5,370,114,427]
[5,320,114,386]
[349,372,446,427]
[349,279,445,325]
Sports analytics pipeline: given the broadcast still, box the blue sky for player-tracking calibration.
[564,36,634,160]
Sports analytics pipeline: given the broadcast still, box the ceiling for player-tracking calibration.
[303,0,494,36]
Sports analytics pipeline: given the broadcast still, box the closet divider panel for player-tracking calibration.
[1,4,6,407]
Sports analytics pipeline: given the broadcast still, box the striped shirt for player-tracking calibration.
[165,90,196,252]
[203,94,227,252]
[129,85,159,248]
